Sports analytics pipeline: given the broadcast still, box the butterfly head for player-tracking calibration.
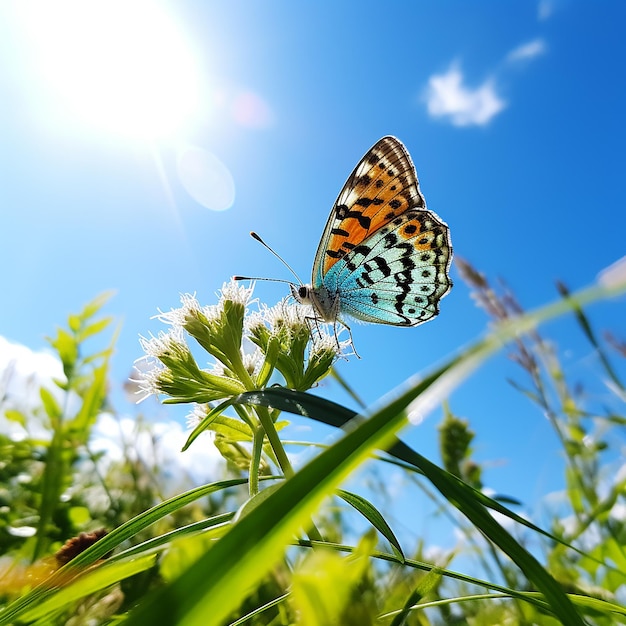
[290,284,310,305]
[290,282,340,325]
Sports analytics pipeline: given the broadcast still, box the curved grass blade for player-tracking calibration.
[556,280,625,392]
[122,355,468,626]
[123,340,581,625]
[121,279,625,625]
[0,479,252,625]
[20,554,157,622]
[336,489,404,560]
[229,387,605,564]
[111,512,235,561]
[182,398,234,451]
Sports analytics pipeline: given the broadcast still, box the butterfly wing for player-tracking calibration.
[322,208,452,325]
[313,136,452,326]
[312,136,427,287]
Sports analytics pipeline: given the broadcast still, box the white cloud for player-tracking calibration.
[0,337,65,439]
[0,337,63,403]
[424,64,506,127]
[0,335,225,489]
[538,0,555,21]
[91,412,225,489]
[507,39,547,63]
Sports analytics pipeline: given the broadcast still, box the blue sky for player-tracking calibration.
[1,1,625,545]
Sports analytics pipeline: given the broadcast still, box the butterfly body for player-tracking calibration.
[294,136,452,330]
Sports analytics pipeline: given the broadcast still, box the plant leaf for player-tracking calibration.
[336,489,404,560]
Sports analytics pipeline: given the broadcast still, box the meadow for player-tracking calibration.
[1,259,624,625]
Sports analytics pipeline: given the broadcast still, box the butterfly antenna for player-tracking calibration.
[233,275,296,285]
[238,231,305,285]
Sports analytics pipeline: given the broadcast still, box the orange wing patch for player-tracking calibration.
[322,137,426,275]
[394,216,442,252]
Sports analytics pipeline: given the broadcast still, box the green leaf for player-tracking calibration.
[390,567,444,626]
[255,335,278,388]
[235,483,283,521]
[78,316,113,342]
[336,489,404,560]
[47,327,77,376]
[33,427,67,559]
[79,291,115,321]
[68,313,81,333]
[70,357,109,433]
[20,555,157,622]
[291,531,377,625]
[566,465,585,514]
[112,512,236,562]
[232,387,574,551]
[182,399,233,451]
[4,408,27,426]
[0,479,252,625]
[210,415,254,441]
[160,532,216,582]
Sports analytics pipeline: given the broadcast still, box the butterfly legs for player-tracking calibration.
[336,319,360,359]
[303,313,360,359]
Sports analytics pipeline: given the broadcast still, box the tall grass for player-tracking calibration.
[0,260,625,625]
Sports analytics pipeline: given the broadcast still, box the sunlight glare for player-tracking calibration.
[177,146,235,211]
[15,0,202,140]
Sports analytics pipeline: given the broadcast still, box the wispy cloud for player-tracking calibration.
[538,0,555,21]
[424,63,506,127]
[506,38,547,63]
[424,34,548,127]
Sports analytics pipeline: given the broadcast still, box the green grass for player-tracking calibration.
[1,265,625,625]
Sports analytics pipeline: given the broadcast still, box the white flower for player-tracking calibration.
[210,345,265,379]
[138,327,185,358]
[135,329,190,401]
[310,323,351,359]
[131,356,165,402]
[186,403,215,431]
[246,297,350,358]
[154,293,220,328]
[219,279,255,308]
[247,298,308,335]
[242,346,265,376]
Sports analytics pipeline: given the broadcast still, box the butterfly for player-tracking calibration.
[237,136,452,350]
[291,136,452,337]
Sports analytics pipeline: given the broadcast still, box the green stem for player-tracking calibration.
[255,405,293,478]
[254,407,323,542]
[249,426,264,497]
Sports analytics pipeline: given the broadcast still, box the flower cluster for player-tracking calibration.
[137,280,346,404]
[134,280,348,484]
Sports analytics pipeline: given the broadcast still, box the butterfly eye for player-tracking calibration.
[298,286,308,299]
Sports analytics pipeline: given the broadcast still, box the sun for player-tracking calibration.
[13,0,203,140]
